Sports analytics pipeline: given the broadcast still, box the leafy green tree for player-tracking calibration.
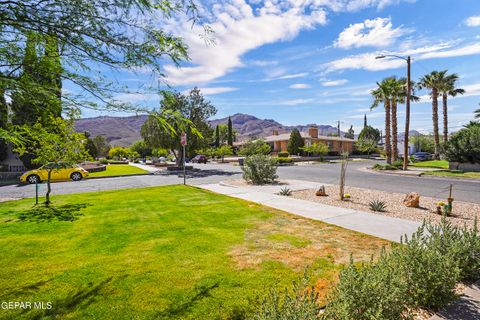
[92,135,110,158]
[227,116,234,146]
[344,125,355,139]
[129,140,152,158]
[1,0,198,112]
[238,139,271,156]
[141,88,214,165]
[287,129,304,155]
[443,124,480,164]
[301,143,329,157]
[355,139,377,157]
[152,148,169,158]
[0,85,8,161]
[84,132,97,159]
[410,135,435,153]
[216,145,233,163]
[14,117,88,205]
[358,125,381,143]
[108,147,131,160]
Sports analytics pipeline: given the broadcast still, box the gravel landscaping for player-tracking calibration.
[292,185,480,229]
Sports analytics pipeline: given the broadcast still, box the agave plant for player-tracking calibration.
[279,187,292,196]
[369,200,387,212]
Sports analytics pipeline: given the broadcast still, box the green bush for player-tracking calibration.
[277,151,289,158]
[443,123,480,164]
[392,159,403,169]
[99,158,108,165]
[239,139,271,156]
[372,163,398,171]
[276,157,294,164]
[242,155,278,185]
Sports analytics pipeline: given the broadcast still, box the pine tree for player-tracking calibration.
[364,114,367,128]
[227,116,233,146]
[214,125,220,147]
[287,128,304,155]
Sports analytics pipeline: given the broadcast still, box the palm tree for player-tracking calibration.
[475,104,480,119]
[371,78,393,164]
[389,77,407,162]
[438,72,465,143]
[418,71,446,159]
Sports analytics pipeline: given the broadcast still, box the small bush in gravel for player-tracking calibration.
[242,155,278,185]
[369,200,387,212]
[278,187,292,196]
[253,277,321,320]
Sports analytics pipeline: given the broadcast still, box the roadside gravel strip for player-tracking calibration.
[292,185,480,229]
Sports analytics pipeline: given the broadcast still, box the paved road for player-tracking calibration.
[1,160,479,203]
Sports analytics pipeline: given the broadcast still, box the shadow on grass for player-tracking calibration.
[158,168,240,178]
[16,203,91,222]
[155,281,229,319]
[23,277,114,320]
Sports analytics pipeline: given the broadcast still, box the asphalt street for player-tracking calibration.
[1,160,479,203]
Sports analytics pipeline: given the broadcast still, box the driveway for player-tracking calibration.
[1,160,479,203]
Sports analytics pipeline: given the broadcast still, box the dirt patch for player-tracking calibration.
[229,210,388,272]
[292,185,480,229]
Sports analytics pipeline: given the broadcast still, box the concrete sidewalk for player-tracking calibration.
[198,180,421,242]
[128,162,160,173]
[431,280,480,320]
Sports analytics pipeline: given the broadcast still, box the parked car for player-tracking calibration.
[413,152,432,162]
[20,163,89,184]
[191,155,208,164]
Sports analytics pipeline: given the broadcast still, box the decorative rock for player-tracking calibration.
[316,185,327,196]
[404,192,420,208]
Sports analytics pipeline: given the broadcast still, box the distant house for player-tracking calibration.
[235,126,355,154]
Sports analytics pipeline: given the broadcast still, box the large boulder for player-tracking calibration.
[403,192,420,208]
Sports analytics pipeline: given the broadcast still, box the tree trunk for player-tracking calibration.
[384,100,392,164]
[432,89,440,159]
[442,93,448,143]
[391,100,398,162]
[45,169,52,206]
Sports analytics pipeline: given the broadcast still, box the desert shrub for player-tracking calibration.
[422,218,480,281]
[324,253,406,320]
[372,163,397,171]
[253,277,321,320]
[276,157,294,164]
[392,159,403,169]
[391,229,460,309]
[277,151,289,158]
[242,155,278,185]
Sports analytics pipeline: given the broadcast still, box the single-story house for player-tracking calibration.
[235,126,355,154]
[0,144,25,172]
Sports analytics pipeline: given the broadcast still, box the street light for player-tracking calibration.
[375,54,411,171]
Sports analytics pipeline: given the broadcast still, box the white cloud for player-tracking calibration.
[323,41,480,73]
[335,17,409,49]
[164,1,327,85]
[321,79,349,86]
[163,0,417,86]
[256,72,309,82]
[289,83,311,89]
[197,87,239,95]
[281,98,315,106]
[465,16,480,27]
[112,93,158,103]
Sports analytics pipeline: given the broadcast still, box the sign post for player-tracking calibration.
[181,132,187,185]
[35,180,39,205]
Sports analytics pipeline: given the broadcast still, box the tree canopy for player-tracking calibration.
[287,129,304,155]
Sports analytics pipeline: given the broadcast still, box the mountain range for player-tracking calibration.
[75,113,347,147]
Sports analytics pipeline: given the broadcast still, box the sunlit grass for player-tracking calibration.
[88,164,148,178]
[411,160,449,169]
[0,185,387,319]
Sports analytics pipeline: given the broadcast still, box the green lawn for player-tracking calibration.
[422,169,480,179]
[88,164,148,178]
[0,186,387,320]
[411,160,449,169]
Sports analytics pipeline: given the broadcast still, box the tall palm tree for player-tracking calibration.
[418,71,446,159]
[438,73,464,143]
[389,77,406,162]
[371,78,393,164]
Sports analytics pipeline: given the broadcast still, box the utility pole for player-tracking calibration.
[403,56,411,171]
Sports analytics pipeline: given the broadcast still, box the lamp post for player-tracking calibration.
[375,54,411,171]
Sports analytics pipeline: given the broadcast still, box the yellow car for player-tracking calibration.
[20,163,89,184]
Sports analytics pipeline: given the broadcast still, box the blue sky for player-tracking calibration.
[80,0,480,134]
